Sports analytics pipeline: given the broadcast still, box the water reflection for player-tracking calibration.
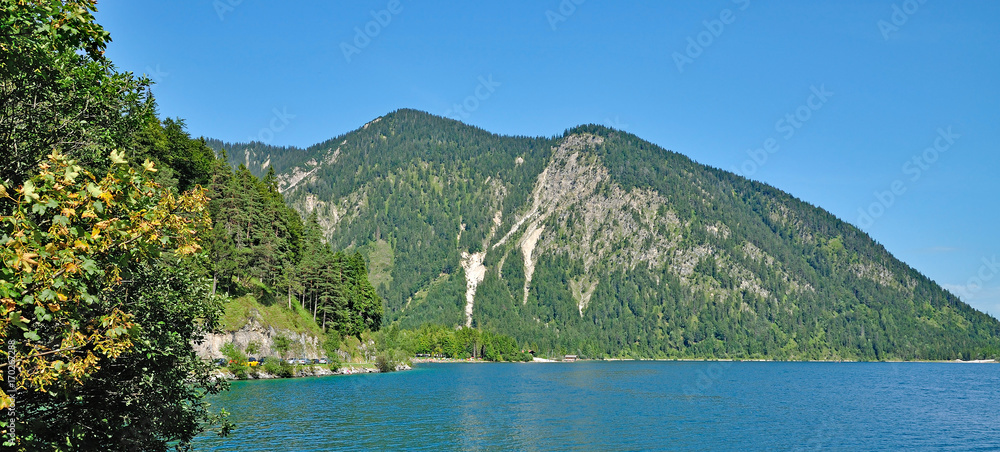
[194,362,1000,451]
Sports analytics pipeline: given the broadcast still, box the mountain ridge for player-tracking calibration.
[207,108,1000,360]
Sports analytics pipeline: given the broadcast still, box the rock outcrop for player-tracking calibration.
[194,312,322,359]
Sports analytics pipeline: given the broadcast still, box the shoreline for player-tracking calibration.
[416,357,998,364]
[411,357,491,364]
[212,362,412,381]
[213,357,997,380]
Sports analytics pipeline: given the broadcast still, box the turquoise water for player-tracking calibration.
[193,362,1000,451]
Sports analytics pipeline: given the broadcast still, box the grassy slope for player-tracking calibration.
[220,295,325,337]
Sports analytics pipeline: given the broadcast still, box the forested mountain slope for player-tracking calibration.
[208,109,1000,360]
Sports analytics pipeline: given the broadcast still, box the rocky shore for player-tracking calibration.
[211,363,412,381]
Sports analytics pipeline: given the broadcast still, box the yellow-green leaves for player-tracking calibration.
[85,182,102,198]
[109,149,127,164]
[21,180,40,202]
[63,164,81,183]
[0,150,210,412]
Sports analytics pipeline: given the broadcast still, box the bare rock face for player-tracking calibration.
[194,313,322,359]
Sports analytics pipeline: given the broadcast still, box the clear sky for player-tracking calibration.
[94,1,1000,318]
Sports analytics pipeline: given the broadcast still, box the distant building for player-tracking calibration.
[564,355,578,362]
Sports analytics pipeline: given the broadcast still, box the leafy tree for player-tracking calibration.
[220,342,248,380]
[18,259,231,450]
[0,0,153,187]
[0,151,230,450]
[0,151,207,401]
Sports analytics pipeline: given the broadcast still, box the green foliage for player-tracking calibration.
[374,349,409,372]
[245,341,261,356]
[134,117,217,193]
[261,357,294,378]
[221,343,248,380]
[273,335,292,358]
[204,157,382,340]
[205,163,303,299]
[0,0,153,188]
[374,324,530,362]
[0,4,234,449]
[0,150,211,411]
[208,110,1000,362]
[16,258,230,451]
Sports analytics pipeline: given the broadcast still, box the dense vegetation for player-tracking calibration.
[203,159,382,337]
[472,126,1000,360]
[4,1,998,448]
[211,109,1000,362]
[376,325,533,362]
[0,3,380,450]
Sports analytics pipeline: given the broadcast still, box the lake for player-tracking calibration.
[192,361,1000,451]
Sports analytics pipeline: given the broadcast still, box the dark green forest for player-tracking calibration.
[211,109,1000,362]
[129,115,386,340]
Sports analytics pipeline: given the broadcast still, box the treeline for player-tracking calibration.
[141,120,384,339]
[203,138,306,178]
[375,325,533,362]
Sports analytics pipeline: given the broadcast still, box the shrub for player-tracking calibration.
[272,335,291,358]
[261,357,294,378]
[327,354,341,372]
[375,349,410,372]
[245,341,262,356]
[221,342,249,379]
[374,353,393,373]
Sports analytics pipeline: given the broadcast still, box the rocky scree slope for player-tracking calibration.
[209,109,1000,360]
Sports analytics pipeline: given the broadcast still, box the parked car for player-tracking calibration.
[214,358,226,367]
[297,358,309,365]
[287,358,297,365]
[318,358,328,364]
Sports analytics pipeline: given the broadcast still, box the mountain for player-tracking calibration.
[207,109,1000,360]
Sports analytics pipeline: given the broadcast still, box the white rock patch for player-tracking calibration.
[461,251,487,327]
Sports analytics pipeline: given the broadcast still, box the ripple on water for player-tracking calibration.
[194,362,1000,451]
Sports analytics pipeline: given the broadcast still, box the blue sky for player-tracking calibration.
[95,1,1000,318]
